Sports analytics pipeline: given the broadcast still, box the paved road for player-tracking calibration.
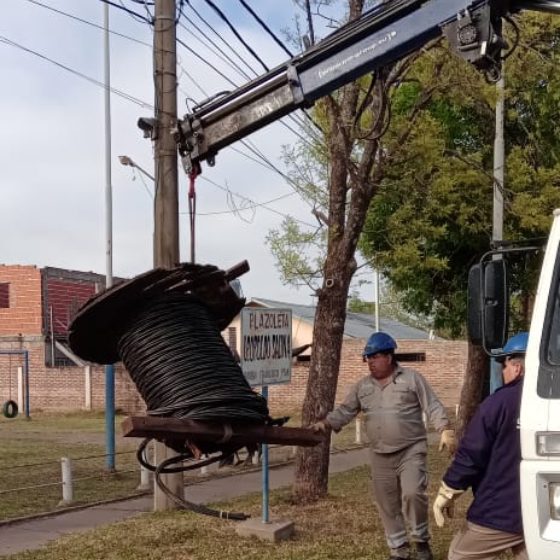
[0,447,369,557]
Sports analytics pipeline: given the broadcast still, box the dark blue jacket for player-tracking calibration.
[443,377,523,534]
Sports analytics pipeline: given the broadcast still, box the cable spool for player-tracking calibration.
[118,292,268,424]
[68,262,270,520]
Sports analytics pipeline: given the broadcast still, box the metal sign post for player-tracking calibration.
[240,307,292,523]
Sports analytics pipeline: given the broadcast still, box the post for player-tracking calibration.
[355,416,362,444]
[261,386,270,523]
[103,1,116,472]
[60,457,73,505]
[152,0,183,511]
[84,365,92,410]
[17,366,23,411]
[24,350,30,419]
[137,465,152,491]
[490,65,505,395]
[374,269,380,331]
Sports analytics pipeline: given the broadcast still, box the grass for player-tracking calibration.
[0,409,362,522]
[3,444,511,560]
[0,411,141,520]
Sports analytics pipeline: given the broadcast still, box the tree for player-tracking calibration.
[268,0,490,501]
[358,13,560,434]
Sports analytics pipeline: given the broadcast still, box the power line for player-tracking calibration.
[24,0,151,48]
[98,0,152,24]
[200,0,269,72]
[236,0,293,58]
[0,35,152,108]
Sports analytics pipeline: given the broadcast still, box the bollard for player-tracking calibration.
[137,464,152,491]
[355,417,363,444]
[59,457,73,506]
[200,454,209,476]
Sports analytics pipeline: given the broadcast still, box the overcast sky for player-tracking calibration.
[1,0,368,305]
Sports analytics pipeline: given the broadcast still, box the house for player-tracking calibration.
[0,265,142,414]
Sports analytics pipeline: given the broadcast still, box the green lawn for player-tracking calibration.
[4,444,514,560]
[0,409,363,521]
[0,411,141,520]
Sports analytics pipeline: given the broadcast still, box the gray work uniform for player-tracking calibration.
[327,365,450,553]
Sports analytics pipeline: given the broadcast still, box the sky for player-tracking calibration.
[0,0,362,306]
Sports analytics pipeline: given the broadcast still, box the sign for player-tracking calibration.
[240,307,292,386]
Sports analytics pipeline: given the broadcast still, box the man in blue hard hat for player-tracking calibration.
[433,332,528,560]
[313,331,454,560]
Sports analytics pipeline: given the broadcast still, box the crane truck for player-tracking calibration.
[149,1,560,557]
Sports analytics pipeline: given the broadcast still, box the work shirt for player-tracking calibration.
[327,365,450,454]
[443,377,523,535]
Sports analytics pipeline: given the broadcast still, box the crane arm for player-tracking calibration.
[171,0,560,174]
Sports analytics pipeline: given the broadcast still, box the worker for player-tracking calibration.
[313,331,455,560]
[433,332,528,560]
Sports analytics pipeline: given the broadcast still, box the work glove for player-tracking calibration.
[433,481,464,528]
[439,429,456,454]
[310,420,330,433]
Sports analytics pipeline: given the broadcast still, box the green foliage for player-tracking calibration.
[360,13,560,337]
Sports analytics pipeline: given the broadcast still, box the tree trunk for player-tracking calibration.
[293,267,352,501]
[456,340,489,440]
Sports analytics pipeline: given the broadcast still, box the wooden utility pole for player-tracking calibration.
[152,0,183,511]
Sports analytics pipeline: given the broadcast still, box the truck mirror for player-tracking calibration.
[467,260,508,351]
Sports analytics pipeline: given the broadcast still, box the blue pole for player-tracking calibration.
[105,364,115,470]
[262,385,270,523]
[24,350,30,419]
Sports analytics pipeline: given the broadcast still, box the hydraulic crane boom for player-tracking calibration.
[170,0,560,174]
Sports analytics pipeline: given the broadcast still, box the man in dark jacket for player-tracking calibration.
[433,332,528,560]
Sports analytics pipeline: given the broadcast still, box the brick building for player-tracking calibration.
[0,265,143,414]
[0,265,467,417]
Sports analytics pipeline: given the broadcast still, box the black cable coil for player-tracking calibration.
[118,292,269,422]
[118,292,270,520]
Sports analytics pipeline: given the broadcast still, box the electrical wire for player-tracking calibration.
[98,0,152,24]
[0,35,152,108]
[201,0,269,72]
[24,0,152,47]
[118,293,269,420]
[236,0,294,58]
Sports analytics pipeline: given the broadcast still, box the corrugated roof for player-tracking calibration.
[250,298,434,340]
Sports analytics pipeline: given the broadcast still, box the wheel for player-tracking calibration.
[2,400,18,418]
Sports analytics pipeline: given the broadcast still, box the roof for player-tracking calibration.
[250,298,434,340]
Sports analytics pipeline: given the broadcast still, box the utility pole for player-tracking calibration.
[490,64,505,395]
[152,0,183,511]
[103,0,116,472]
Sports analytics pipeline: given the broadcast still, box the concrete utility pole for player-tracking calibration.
[103,0,116,472]
[490,65,506,395]
[152,0,183,511]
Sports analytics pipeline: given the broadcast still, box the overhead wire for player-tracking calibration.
[22,0,319,224]
[98,0,152,24]
[236,0,294,58]
[200,0,269,72]
[0,35,152,108]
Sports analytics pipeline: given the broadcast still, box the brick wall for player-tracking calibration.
[0,338,145,414]
[269,339,467,414]
[0,265,42,335]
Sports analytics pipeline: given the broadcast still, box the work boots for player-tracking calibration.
[415,541,434,560]
[389,544,410,560]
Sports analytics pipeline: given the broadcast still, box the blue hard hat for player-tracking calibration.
[497,332,528,362]
[363,332,397,357]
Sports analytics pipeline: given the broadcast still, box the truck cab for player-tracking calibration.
[470,209,560,559]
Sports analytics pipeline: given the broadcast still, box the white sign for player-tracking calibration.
[240,307,292,387]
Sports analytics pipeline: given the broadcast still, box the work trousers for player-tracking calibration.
[369,440,429,553]
[448,522,527,560]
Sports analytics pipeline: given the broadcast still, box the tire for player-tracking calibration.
[2,400,18,419]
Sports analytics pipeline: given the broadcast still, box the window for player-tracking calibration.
[0,283,9,308]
